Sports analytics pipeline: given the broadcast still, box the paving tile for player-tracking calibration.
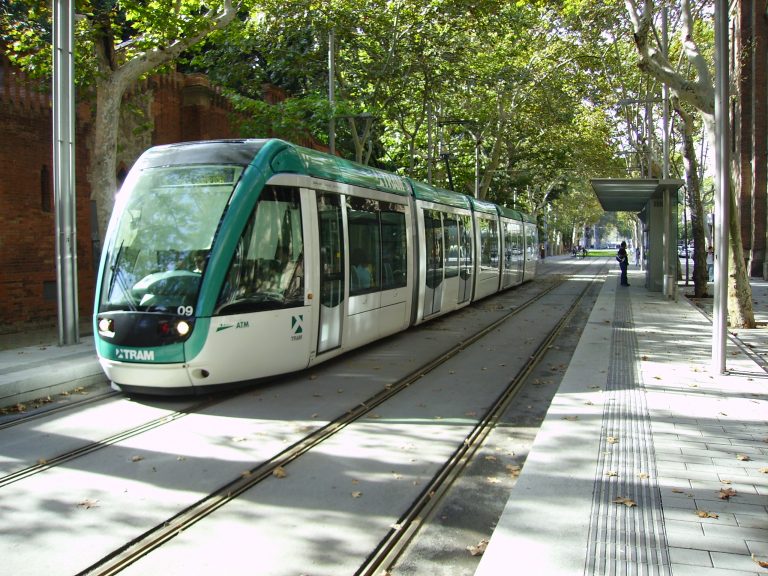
[711,551,768,572]
[747,539,768,556]
[670,562,761,575]
[734,513,768,529]
[702,522,768,543]
[692,498,768,516]
[665,529,751,555]
[668,546,711,566]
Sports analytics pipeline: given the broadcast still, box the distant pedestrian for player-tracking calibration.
[634,246,640,267]
[617,241,629,286]
[706,246,714,281]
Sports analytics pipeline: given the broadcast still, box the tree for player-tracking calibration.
[3,0,242,241]
[625,0,755,328]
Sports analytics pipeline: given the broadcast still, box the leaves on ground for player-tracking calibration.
[718,487,737,500]
[77,499,99,509]
[607,436,618,444]
[752,554,768,568]
[606,470,618,477]
[696,510,719,519]
[736,454,751,461]
[758,467,768,474]
[130,455,144,462]
[612,496,636,507]
[467,539,488,556]
[351,491,362,498]
[272,466,287,478]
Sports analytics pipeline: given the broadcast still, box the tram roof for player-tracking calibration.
[497,206,524,221]
[591,178,684,212]
[282,143,411,197]
[409,180,472,209]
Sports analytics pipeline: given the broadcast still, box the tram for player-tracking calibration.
[94,139,537,395]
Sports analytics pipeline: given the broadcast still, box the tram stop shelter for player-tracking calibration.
[591,178,685,296]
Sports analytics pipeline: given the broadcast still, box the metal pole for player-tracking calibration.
[328,30,335,155]
[53,0,79,346]
[712,0,729,374]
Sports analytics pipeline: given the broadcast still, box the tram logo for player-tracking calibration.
[291,315,304,341]
[115,348,155,361]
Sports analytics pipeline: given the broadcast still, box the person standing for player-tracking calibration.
[706,246,714,281]
[617,241,629,286]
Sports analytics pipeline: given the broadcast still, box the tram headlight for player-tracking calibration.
[97,317,115,337]
[176,320,191,337]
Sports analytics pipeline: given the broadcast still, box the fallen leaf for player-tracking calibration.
[484,455,497,462]
[606,470,618,477]
[562,415,578,421]
[273,466,287,478]
[607,436,618,444]
[351,491,362,498]
[758,467,768,474]
[241,470,252,478]
[736,454,751,461]
[718,487,737,500]
[721,479,732,484]
[696,510,719,519]
[37,458,47,466]
[467,539,488,556]
[752,554,768,568]
[131,455,144,462]
[78,499,99,509]
[486,476,501,484]
[506,465,522,477]
[672,488,686,493]
[637,472,649,479]
[612,496,636,507]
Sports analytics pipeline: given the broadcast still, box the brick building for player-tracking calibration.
[0,57,244,334]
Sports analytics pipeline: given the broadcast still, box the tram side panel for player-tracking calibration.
[412,201,475,325]
[472,212,502,300]
[183,183,314,387]
[343,188,412,349]
[522,219,538,281]
[500,217,525,289]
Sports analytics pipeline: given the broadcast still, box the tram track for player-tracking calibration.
[75,259,608,576]
[0,258,607,576]
[356,261,607,575]
[0,260,582,491]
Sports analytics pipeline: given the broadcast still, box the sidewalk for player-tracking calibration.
[0,324,107,409]
[476,267,768,575]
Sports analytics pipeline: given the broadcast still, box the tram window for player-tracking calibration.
[478,218,499,270]
[424,209,443,289]
[444,216,459,278]
[380,204,407,290]
[347,197,407,294]
[99,163,241,313]
[216,186,304,313]
[348,197,379,294]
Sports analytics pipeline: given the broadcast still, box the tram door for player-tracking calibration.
[423,210,444,317]
[316,193,344,353]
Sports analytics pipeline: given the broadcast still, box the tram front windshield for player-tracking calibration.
[99,164,243,314]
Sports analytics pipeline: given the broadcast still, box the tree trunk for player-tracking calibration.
[91,74,130,242]
[674,101,709,297]
[752,3,768,277]
[728,173,757,327]
[736,0,754,273]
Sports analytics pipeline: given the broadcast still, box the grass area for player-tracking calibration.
[586,249,616,257]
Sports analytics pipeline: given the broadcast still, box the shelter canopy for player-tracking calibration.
[591,178,684,212]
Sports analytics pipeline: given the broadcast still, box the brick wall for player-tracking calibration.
[0,57,242,334]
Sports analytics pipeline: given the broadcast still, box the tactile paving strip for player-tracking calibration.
[584,287,671,576]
